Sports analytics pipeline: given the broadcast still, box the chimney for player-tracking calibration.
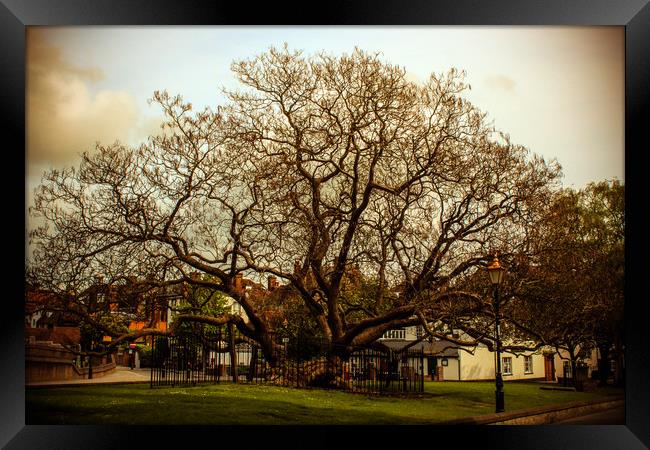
[268,276,278,291]
[234,273,243,293]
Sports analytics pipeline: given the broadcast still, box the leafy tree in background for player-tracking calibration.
[507,180,624,385]
[170,273,230,335]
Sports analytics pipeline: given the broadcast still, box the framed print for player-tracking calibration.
[4,0,649,448]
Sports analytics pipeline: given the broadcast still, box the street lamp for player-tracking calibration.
[487,252,506,413]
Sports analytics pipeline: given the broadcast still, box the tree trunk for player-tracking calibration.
[305,353,342,388]
[295,342,350,389]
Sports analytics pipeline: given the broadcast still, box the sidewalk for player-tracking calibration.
[553,405,625,424]
[440,397,625,425]
[26,366,152,388]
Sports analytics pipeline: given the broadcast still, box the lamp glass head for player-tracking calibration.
[487,254,506,285]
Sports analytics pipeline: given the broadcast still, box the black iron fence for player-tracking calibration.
[150,327,424,395]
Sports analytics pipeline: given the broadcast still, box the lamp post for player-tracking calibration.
[487,252,506,413]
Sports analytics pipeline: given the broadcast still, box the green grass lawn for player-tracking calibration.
[26,381,623,425]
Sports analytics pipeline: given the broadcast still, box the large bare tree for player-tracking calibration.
[28,47,562,367]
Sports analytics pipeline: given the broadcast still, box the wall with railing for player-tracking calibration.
[26,342,116,383]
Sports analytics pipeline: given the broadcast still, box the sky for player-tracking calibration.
[26,26,624,213]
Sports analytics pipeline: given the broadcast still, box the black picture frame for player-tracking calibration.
[4,0,649,448]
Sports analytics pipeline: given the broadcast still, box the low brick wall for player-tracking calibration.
[26,343,116,383]
[71,362,117,380]
[26,343,77,382]
[440,397,624,425]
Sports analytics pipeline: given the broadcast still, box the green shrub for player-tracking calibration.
[138,346,153,368]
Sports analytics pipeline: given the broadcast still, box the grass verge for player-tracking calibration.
[26,381,623,425]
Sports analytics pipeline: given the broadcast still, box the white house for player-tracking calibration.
[379,325,549,382]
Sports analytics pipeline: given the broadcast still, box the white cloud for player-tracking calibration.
[26,28,160,178]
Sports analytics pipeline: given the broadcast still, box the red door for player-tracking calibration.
[544,355,555,381]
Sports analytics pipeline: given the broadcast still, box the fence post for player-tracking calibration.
[228,323,237,383]
[150,337,155,388]
[420,349,424,393]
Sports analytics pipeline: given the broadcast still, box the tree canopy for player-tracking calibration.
[29,46,591,363]
[505,180,624,382]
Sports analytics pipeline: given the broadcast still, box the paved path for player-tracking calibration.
[553,405,625,425]
[26,366,151,387]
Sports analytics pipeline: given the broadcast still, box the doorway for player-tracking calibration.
[544,354,555,381]
[427,356,437,380]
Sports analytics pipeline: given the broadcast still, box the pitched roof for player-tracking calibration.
[25,290,62,314]
[378,339,460,357]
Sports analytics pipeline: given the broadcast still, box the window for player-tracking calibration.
[563,360,572,378]
[416,326,423,339]
[502,357,512,375]
[524,356,533,374]
[382,329,406,340]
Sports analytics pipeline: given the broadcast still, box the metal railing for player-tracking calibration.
[150,327,424,395]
